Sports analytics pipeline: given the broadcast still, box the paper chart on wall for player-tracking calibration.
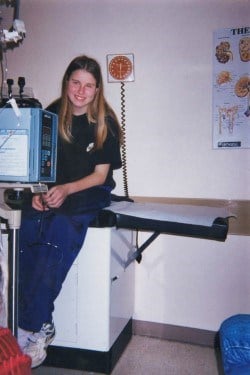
[212,26,250,149]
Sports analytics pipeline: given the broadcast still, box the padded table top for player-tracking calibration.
[91,201,233,241]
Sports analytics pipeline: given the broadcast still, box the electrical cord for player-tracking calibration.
[120,81,130,198]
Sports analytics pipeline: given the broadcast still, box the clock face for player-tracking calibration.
[109,55,133,81]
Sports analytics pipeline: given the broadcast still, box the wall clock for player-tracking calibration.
[107,53,134,82]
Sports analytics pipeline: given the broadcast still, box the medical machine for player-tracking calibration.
[0,104,58,336]
[0,107,58,183]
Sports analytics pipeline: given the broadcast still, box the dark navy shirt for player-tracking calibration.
[46,103,122,189]
[57,114,122,188]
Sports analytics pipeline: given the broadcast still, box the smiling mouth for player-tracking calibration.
[75,95,85,101]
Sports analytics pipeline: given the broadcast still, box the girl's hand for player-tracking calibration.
[32,194,49,211]
[43,185,69,209]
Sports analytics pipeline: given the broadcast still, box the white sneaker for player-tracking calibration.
[18,327,33,350]
[23,322,56,368]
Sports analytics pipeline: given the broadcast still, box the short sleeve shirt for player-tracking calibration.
[56,114,122,188]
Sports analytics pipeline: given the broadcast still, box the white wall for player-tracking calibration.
[134,232,250,331]
[3,0,250,331]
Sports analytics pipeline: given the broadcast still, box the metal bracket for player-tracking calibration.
[125,231,160,268]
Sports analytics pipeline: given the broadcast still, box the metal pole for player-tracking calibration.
[8,227,19,337]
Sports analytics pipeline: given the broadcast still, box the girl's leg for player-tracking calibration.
[18,187,111,332]
[18,211,95,332]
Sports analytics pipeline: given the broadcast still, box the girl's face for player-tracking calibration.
[67,69,98,115]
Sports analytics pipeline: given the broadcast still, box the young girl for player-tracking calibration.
[17,55,122,368]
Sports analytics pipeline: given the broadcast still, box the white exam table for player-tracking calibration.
[93,200,231,265]
[44,199,232,373]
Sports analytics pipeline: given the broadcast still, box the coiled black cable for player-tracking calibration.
[120,81,130,198]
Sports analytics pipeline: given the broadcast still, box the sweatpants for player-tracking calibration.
[18,187,110,332]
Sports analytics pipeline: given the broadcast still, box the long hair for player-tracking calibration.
[59,55,122,149]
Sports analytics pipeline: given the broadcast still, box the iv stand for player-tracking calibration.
[0,182,48,337]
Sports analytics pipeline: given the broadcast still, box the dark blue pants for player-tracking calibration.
[18,187,111,332]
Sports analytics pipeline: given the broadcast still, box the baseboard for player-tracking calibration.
[132,319,219,347]
[43,319,218,373]
[43,318,133,374]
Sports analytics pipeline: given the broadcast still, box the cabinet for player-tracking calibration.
[45,227,135,373]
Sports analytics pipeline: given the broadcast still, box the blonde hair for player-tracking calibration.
[59,55,121,149]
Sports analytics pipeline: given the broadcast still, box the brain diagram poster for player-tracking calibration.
[213,26,250,149]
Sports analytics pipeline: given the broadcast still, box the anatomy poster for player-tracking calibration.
[212,26,250,149]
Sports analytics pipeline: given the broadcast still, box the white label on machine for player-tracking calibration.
[0,130,28,176]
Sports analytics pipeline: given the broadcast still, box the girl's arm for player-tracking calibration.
[32,164,110,210]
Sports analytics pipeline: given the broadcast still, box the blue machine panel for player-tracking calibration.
[0,108,58,183]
